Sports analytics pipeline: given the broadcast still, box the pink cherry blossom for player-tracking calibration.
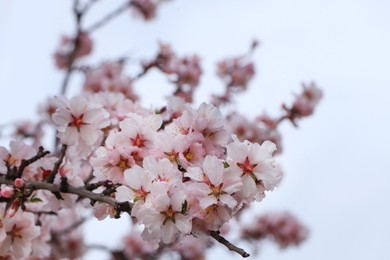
[185,155,242,210]
[227,137,282,203]
[52,95,109,146]
[135,183,192,244]
[0,210,41,258]
[0,140,36,172]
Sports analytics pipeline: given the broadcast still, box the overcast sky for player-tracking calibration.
[1,0,390,259]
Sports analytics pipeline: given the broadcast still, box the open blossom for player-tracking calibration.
[227,136,282,203]
[0,210,41,258]
[135,183,192,244]
[90,131,136,184]
[0,140,36,174]
[185,156,242,210]
[52,95,109,146]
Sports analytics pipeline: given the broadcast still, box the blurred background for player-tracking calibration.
[1,0,390,259]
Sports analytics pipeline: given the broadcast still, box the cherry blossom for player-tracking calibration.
[52,95,109,147]
[0,209,40,258]
[0,0,323,258]
[227,137,282,203]
[135,183,192,244]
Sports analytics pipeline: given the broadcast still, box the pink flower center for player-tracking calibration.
[183,148,193,161]
[237,157,257,176]
[134,187,149,201]
[161,206,178,225]
[116,156,132,171]
[165,150,179,162]
[130,134,146,148]
[209,183,224,198]
[69,114,85,131]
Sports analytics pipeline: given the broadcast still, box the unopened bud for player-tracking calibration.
[1,186,15,198]
[14,178,25,188]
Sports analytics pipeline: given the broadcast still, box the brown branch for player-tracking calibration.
[47,144,67,183]
[210,230,250,258]
[86,1,132,33]
[0,175,133,216]
[15,146,50,179]
[60,0,83,96]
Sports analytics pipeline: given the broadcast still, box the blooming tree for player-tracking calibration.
[0,1,322,259]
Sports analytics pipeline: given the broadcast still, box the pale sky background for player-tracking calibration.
[1,0,390,259]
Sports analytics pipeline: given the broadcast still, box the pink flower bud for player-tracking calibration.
[14,178,25,188]
[1,186,15,198]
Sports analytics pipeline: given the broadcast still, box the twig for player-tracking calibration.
[210,230,250,258]
[47,144,67,183]
[57,217,90,234]
[86,1,132,33]
[60,0,83,95]
[13,147,50,179]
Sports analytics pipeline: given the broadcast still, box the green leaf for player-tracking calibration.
[30,197,43,203]
[181,200,188,214]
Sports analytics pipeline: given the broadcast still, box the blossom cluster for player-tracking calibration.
[0,91,283,257]
[0,0,323,258]
[241,212,309,249]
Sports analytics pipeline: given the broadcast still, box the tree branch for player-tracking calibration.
[46,144,67,183]
[86,1,132,33]
[60,0,83,96]
[210,230,250,258]
[11,146,50,179]
[0,175,133,216]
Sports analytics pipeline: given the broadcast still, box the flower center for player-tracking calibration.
[237,157,257,176]
[161,206,177,225]
[130,134,146,148]
[69,114,85,131]
[116,156,131,171]
[183,148,193,161]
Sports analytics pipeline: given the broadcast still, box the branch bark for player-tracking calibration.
[210,230,250,258]
[0,175,133,216]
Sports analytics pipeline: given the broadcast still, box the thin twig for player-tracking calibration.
[210,230,250,258]
[47,144,67,183]
[86,1,132,33]
[57,217,89,234]
[14,147,50,179]
[60,0,83,95]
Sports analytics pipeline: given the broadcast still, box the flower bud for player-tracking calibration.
[1,186,15,198]
[14,178,25,188]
